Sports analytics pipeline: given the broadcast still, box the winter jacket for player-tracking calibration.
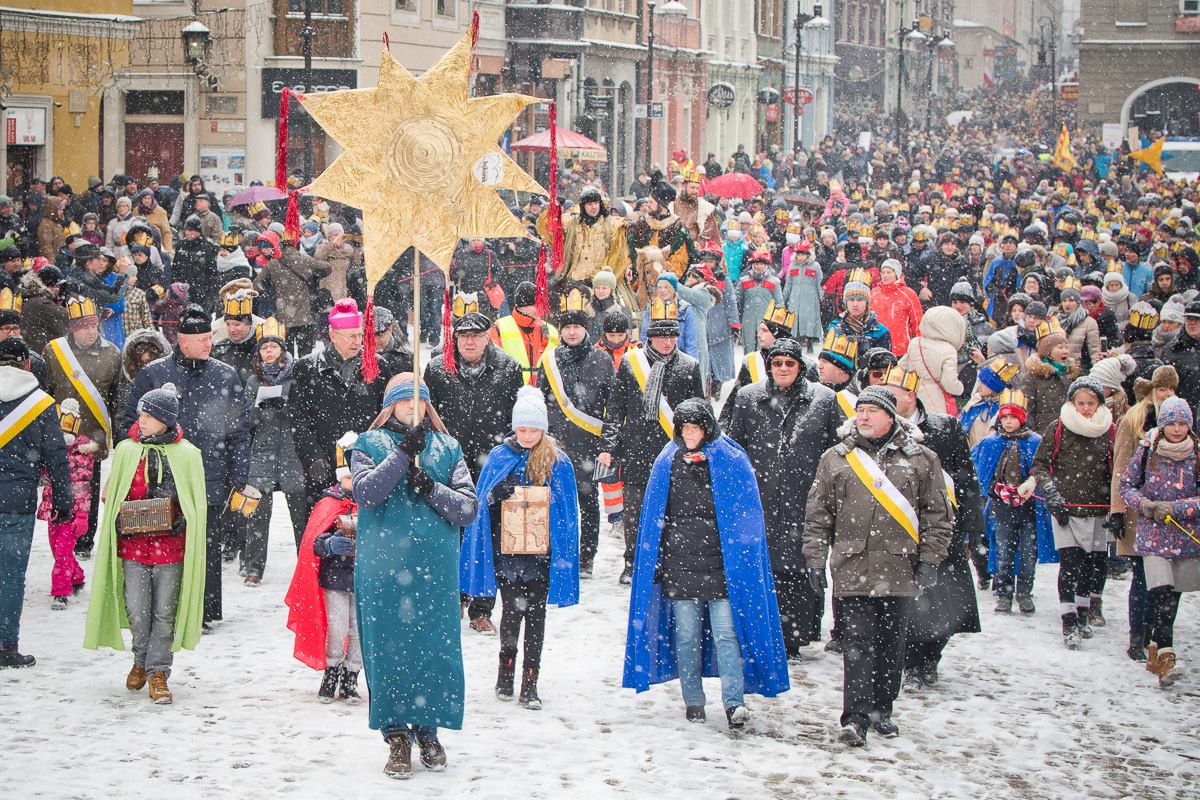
[803,419,953,598]
[254,245,330,329]
[1166,331,1200,412]
[704,279,739,383]
[0,366,71,516]
[1120,434,1200,559]
[171,236,221,315]
[193,210,224,244]
[870,281,922,356]
[1032,412,1114,519]
[657,448,726,600]
[1023,356,1078,437]
[18,271,68,354]
[313,239,360,302]
[114,328,171,426]
[120,352,252,507]
[41,333,121,459]
[1123,261,1153,298]
[736,268,783,351]
[170,188,224,228]
[726,376,842,572]
[37,215,66,261]
[781,254,824,340]
[827,311,892,366]
[899,306,966,414]
[1060,310,1102,372]
[674,281,717,381]
[923,252,968,306]
[542,340,614,460]
[641,300,700,364]
[135,193,173,253]
[289,346,408,494]
[600,347,704,487]
[245,357,306,494]
[66,264,128,308]
[313,527,357,592]
[38,433,95,521]
[211,332,259,384]
[1111,400,1156,556]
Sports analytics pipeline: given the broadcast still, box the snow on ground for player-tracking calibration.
[4,502,1199,800]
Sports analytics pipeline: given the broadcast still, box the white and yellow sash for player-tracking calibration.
[746,351,765,384]
[540,347,603,436]
[942,468,958,509]
[845,447,920,544]
[0,388,55,449]
[836,389,857,419]
[48,337,110,442]
[626,348,674,438]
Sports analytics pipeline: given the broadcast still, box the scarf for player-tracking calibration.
[1102,284,1130,308]
[558,338,592,366]
[1045,358,1068,376]
[643,345,676,422]
[458,353,488,380]
[1058,305,1088,333]
[259,353,294,385]
[1058,401,1113,438]
[216,249,250,274]
[842,313,868,336]
[1150,428,1197,462]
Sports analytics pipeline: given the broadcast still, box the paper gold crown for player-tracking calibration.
[335,431,358,471]
[58,401,82,435]
[983,356,1021,385]
[821,328,858,362]
[1035,317,1065,340]
[0,287,20,315]
[679,164,704,184]
[223,290,255,318]
[452,291,482,319]
[845,268,873,288]
[560,287,588,314]
[1129,306,1159,331]
[787,222,803,235]
[726,219,742,232]
[256,317,286,341]
[220,231,242,249]
[66,296,97,321]
[248,202,270,217]
[650,296,679,322]
[762,299,796,330]
[997,387,1029,410]
[881,365,921,393]
[127,228,154,248]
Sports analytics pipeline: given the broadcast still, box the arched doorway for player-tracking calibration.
[1121,78,1200,136]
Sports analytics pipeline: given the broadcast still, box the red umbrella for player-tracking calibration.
[703,172,765,199]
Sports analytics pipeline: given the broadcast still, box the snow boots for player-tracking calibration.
[384,733,412,779]
[126,664,147,691]
[318,666,340,703]
[418,738,447,771]
[51,596,68,611]
[0,645,34,669]
[725,706,750,731]
[1062,614,1082,650]
[1127,629,1148,662]
[871,717,900,738]
[496,654,516,701]
[1017,594,1036,615]
[1088,596,1106,627]
[1147,644,1178,688]
[685,706,706,723]
[518,667,541,710]
[994,596,1013,614]
[340,669,361,703]
[839,720,867,747]
[148,672,172,704]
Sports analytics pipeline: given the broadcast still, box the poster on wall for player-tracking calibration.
[199,146,247,194]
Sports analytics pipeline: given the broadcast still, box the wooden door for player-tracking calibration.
[125,123,184,182]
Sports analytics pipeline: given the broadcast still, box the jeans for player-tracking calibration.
[993,518,1038,598]
[672,599,745,710]
[382,724,439,743]
[123,560,183,675]
[242,490,308,578]
[839,596,911,727]
[0,513,36,647]
[323,589,363,672]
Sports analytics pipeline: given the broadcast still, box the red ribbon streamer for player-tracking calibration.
[361,295,379,383]
[275,88,290,193]
[534,244,550,321]
[284,189,301,243]
[441,285,456,374]
[470,10,480,48]
[383,32,390,51]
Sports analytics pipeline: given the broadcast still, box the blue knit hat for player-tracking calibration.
[511,385,548,431]
[138,382,179,427]
[1159,396,1193,430]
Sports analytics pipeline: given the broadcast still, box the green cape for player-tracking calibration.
[83,436,208,652]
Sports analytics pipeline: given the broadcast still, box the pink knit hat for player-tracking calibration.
[328,298,363,331]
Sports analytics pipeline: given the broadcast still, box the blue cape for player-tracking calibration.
[960,399,998,438]
[622,435,789,697]
[460,441,580,607]
[981,257,1016,319]
[971,431,1059,568]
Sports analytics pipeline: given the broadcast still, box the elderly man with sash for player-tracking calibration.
[876,366,983,692]
[539,288,615,577]
[599,296,703,584]
[0,337,71,668]
[42,296,120,558]
[803,385,952,747]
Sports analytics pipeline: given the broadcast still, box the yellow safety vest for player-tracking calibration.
[495,316,560,385]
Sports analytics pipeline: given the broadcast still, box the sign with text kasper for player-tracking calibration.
[261,68,358,118]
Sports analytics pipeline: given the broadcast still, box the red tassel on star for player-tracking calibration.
[547,102,564,275]
[276,88,290,193]
[534,243,550,320]
[284,189,301,243]
[470,9,480,48]
[361,295,379,383]
[442,285,456,374]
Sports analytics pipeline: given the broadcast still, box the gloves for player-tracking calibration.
[50,504,73,524]
[1139,500,1171,522]
[399,426,426,458]
[1016,476,1036,501]
[1046,498,1070,526]
[308,458,331,480]
[492,476,517,503]
[805,567,827,594]
[916,562,939,591]
[1104,512,1127,540]
[327,535,354,556]
[407,465,435,496]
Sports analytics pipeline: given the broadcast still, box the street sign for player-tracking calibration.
[783,86,814,106]
[585,94,614,112]
[1060,83,1079,102]
[649,101,664,119]
[707,83,736,109]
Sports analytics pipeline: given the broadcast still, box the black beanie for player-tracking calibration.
[601,308,630,334]
[514,281,537,310]
[0,336,29,365]
[177,304,212,335]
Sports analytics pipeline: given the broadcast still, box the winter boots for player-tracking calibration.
[1146,644,1178,688]
[340,669,361,703]
[1017,594,1036,615]
[871,717,900,738]
[685,706,706,723]
[51,596,68,611]
[126,664,147,691]
[148,672,172,704]
[495,654,516,701]
[384,733,412,779]
[994,596,1013,614]
[725,706,750,731]
[318,666,340,703]
[618,564,633,586]
[469,616,497,635]
[1062,614,1082,650]
[0,645,35,669]
[1088,596,1106,627]
[418,738,447,771]
[518,667,541,710]
[1127,629,1148,662]
[839,720,867,747]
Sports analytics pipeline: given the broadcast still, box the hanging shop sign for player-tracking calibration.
[261,68,357,118]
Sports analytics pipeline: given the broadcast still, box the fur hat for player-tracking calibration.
[1151,365,1180,391]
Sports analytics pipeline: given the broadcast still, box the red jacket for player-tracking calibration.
[870,281,924,356]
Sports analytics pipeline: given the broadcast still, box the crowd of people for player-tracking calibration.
[1,97,1198,775]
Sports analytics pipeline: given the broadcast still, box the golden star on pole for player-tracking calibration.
[299,30,546,291]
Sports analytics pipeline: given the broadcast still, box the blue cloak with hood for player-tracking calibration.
[622,433,789,697]
[971,430,1059,568]
[960,398,998,439]
[460,439,580,607]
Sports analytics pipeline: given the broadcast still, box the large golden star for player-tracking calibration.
[300,30,545,290]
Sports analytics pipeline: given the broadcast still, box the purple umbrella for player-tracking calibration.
[227,185,287,207]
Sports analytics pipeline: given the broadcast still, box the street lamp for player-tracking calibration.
[924,31,954,131]
[181,21,211,64]
[894,21,922,150]
[644,0,688,172]
[791,4,829,156]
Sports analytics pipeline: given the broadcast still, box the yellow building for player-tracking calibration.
[0,0,138,194]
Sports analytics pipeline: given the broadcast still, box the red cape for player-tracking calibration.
[284,494,355,670]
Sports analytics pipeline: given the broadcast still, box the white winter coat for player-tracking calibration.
[899,305,966,414]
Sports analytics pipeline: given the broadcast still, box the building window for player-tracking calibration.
[288,0,344,13]
[1184,0,1200,13]
[395,0,414,9]
[436,0,455,18]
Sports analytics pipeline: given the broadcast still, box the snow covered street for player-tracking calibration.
[4,506,1198,800]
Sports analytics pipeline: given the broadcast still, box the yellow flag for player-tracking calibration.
[1052,123,1077,172]
[1129,137,1165,176]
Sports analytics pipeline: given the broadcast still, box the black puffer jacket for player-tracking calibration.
[544,340,614,459]
[1166,330,1200,412]
[600,347,704,487]
[657,448,725,600]
[211,333,258,384]
[424,342,523,481]
[171,236,221,314]
[726,376,841,572]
